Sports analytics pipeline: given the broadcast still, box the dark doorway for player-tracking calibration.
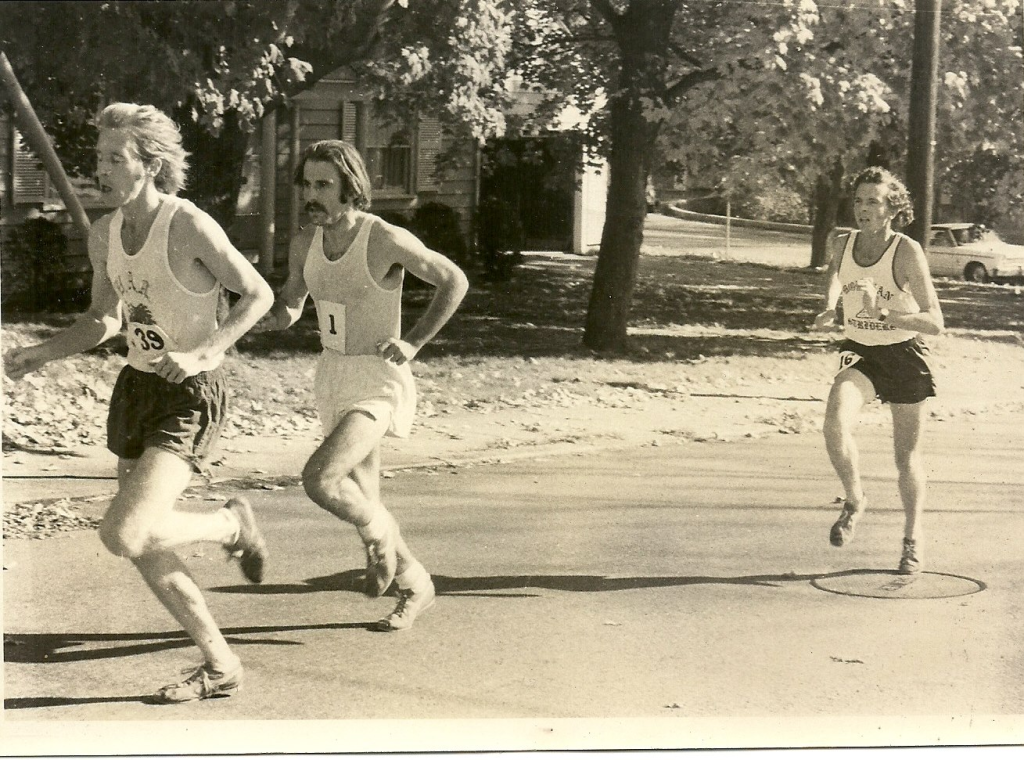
[480,135,576,251]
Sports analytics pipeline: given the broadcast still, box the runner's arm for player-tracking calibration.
[813,232,845,329]
[256,232,312,332]
[383,225,469,355]
[168,211,274,369]
[888,238,944,336]
[3,220,123,380]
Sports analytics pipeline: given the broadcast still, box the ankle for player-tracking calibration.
[207,654,242,674]
[846,493,867,510]
[395,562,429,591]
[357,510,392,543]
[221,508,241,545]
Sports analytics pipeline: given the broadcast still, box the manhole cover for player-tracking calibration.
[811,570,985,600]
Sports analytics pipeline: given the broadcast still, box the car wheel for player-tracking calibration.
[964,262,988,283]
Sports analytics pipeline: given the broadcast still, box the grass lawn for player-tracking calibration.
[3,250,1023,453]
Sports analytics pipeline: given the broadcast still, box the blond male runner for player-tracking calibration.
[813,166,944,573]
[4,103,274,702]
[257,140,468,631]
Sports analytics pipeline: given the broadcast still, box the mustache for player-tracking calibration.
[305,202,327,214]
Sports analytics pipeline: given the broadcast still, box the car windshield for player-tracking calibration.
[952,227,974,245]
[933,225,998,246]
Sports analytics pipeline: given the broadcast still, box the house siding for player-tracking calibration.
[264,73,478,271]
[1,109,95,308]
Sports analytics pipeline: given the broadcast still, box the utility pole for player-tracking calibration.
[905,0,942,245]
[0,51,91,238]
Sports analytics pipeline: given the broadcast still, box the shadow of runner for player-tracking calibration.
[212,568,887,599]
[3,621,369,665]
[5,694,143,710]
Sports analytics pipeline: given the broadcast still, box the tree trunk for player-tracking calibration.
[810,159,844,269]
[582,0,675,353]
[583,96,653,351]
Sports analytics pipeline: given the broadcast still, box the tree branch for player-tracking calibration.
[591,0,623,28]
[664,66,722,101]
[280,0,396,98]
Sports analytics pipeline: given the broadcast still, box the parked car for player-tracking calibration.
[926,223,1024,283]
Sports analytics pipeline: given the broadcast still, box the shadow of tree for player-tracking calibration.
[233,255,1022,363]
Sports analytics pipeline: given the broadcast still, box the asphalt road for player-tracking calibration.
[3,414,1023,753]
[643,212,814,268]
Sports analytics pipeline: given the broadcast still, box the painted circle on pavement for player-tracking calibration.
[811,570,985,600]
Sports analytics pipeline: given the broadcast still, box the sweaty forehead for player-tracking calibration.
[97,129,137,156]
[855,183,887,201]
[303,161,340,183]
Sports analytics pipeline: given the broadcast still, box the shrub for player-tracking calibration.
[737,186,809,224]
[1,217,81,312]
[411,202,469,268]
[476,196,524,282]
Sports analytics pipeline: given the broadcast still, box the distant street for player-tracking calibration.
[644,211,814,268]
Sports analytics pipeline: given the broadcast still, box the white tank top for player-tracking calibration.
[106,195,220,372]
[838,230,919,345]
[303,213,403,356]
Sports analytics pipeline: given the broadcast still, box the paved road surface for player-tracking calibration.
[643,212,814,268]
[3,414,1023,753]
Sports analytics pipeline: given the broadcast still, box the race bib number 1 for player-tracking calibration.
[127,322,174,359]
[837,350,862,375]
[317,301,346,352]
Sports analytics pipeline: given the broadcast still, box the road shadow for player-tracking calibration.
[213,568,881,599]
[3,621,369,665]
[4,694,144,710]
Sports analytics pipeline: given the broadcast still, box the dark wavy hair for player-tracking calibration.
[293,140,372,210]
[850,166,914,229]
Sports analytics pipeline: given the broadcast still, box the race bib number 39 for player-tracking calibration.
[127,322,174,358]
[317,301,346,352]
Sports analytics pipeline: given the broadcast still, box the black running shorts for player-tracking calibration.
[836,338,936,405]
[107,365,228,472]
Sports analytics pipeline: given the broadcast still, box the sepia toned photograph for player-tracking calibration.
[1,0,1022,755]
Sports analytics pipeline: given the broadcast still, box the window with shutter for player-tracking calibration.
[12,128,50,205]
[361,109,413,196]
[340,102,358,144]
[416,116,442,192]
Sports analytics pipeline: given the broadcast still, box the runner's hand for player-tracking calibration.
[812,309,838,332]
[250,313,280,334]
[377,338,417,365]
[151,350,216,384]
[3,345,48,381]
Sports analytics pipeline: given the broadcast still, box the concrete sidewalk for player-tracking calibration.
[3,410,1023,753]
[2,372,835,510]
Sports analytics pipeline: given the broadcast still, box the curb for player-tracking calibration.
[663,203,853,237]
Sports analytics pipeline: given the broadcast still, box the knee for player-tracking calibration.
[302,459,360,515]
[98,516,149,559]
[894,447,922,474]
[822,414,845,447]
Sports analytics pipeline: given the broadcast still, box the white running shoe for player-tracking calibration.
[375,578,436,632]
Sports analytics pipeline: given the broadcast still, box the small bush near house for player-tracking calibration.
[376,209,413,230]
[412,202,469,269]
[1,217,84,312]
[737,186,809,225]
[476,196,524,282]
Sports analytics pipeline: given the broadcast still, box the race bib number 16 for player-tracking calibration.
[837,350,862,375]
[127,322,174,358]
[317,301,346,352]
